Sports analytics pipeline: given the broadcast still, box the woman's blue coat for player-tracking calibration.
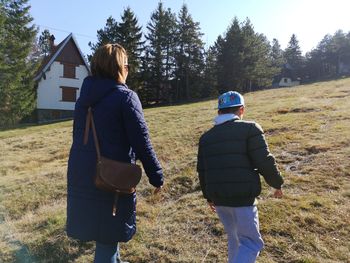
[66,76,163,244]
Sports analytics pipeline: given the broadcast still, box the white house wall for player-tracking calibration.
[37,61,89,110]
[279,78,300,87]
[339,62,350,74]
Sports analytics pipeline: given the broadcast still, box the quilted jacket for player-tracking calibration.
[197,119,283,207]
[66,76,163,244]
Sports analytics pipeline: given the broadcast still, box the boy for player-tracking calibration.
[197,91,283,263]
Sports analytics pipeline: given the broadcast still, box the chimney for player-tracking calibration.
[49,34,56,53]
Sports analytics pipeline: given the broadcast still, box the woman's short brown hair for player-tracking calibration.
[90,43,128,83]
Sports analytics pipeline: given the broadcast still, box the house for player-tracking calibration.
[34,33,90,122]
[272,63,300,88]
[339,61,350,75]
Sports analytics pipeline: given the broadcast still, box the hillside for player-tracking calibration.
[1,78,349,263]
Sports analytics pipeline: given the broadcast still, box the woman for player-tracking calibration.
[66,44,164,263]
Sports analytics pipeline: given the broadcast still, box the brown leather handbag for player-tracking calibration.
[83,107,142,195]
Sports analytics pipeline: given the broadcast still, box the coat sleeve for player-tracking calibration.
[247,123,284,189]
[122,91,164,187]
[197,139,211,202]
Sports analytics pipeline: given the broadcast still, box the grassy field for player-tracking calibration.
[1,78,350,263]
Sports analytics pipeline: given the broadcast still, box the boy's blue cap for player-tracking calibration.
[218,91,245,109]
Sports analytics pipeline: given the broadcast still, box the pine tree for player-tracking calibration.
[0,2,7,72]
[38,29,51,57]
[201,46,218,98]
[116,7,144,91]
[137,48,154,104]
[0,3,8,119]
[305,31,350,80]
[249,33,276,89]
[216,17,276,93]
[88,16,118,60]
[284,34,303,77]
[318,34,334,77]
[239,19,276,91]
[271,38,285,69]
[217,17,243,93]
[88,8,144,93]
[213,35,225,93]
[162,8,177,91]
[304,34,332,80]
[145,2,177,103]
[330,30,350,75]
[0,0,37,126]
[175,4,205,100]
[240,19,260,91]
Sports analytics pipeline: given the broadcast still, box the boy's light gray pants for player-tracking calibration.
[216,205,264,263]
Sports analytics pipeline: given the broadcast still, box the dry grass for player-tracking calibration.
[1,78,350,262]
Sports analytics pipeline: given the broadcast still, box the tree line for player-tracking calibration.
[304,30,350,80]
[84,3,350,104]
[1,0,350,126]
[0,0,37,126]
[86,3,208,105]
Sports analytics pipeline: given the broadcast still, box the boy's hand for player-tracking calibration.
[154,186,162,194]
[273,189,283,198]
[208,202,216,213]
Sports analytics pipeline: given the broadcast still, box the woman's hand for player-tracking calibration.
[273,189,283,198]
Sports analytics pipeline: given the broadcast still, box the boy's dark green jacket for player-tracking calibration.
[197,119,283,207]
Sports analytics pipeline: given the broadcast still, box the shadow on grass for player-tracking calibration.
[14,242,37,263]
[0,118,72,133]
[28,236,94,263]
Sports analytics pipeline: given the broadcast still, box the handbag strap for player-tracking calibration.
[82,87,119,161]
[83,107,120,212]
[83,107,101,160]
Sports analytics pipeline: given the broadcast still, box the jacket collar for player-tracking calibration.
[213,114,240,126]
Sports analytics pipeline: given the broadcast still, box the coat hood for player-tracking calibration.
[78,76,121,107]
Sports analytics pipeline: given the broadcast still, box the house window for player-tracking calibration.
[61,86,78,102]
[63,63,76,78]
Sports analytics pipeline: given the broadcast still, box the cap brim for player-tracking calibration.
[217,104,244,109]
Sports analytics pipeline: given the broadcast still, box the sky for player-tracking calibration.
[29,0,350,57]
